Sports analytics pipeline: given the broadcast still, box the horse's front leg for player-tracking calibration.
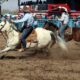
[0,47,11,53]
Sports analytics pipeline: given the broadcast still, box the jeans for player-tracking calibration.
[59,24,67,39]
[20,26,33,48]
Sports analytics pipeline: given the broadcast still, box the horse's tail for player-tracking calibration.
[48,31,56,49]
[50,31,68,51]
[56,35,68,51]
[49,32,56,48]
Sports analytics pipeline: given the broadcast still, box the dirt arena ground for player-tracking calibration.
[0,34,80,80]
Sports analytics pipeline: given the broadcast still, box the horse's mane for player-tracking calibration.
[44,21,59,31]
[48,22,58,30]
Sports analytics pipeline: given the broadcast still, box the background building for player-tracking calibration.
[1,0,80,11]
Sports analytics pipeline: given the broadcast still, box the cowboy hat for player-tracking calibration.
[23,6,31,12]
[20,6,24,9]
[58,6,68,12]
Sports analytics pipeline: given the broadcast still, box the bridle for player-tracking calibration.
[0,20,6,32]
[0,20,7,42]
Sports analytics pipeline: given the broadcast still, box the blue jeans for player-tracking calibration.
[59,24,67,39]
[20,26,33,48]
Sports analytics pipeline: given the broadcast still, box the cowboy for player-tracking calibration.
[57,8,69,39]
[11,6,34,52]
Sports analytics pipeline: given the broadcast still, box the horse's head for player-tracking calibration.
[0,20,10,32]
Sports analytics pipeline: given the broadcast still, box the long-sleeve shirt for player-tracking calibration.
[13,13,34,26]
[58,12,69,25]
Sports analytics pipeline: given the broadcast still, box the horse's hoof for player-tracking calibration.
[0,55,5,59]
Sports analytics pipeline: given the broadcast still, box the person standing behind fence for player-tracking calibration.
[11,6,34,52]
[57,8,69,40]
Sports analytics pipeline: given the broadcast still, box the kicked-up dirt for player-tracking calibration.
[0,33,80,80]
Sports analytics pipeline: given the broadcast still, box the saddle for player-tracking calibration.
[27,30,37,43]
[17,30,37,49]
[19,29,37,42]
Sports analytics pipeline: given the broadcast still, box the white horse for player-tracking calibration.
[0,20,68,53]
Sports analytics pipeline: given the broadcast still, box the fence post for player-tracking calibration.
[18,0,20,10]
[0,2,1,15]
